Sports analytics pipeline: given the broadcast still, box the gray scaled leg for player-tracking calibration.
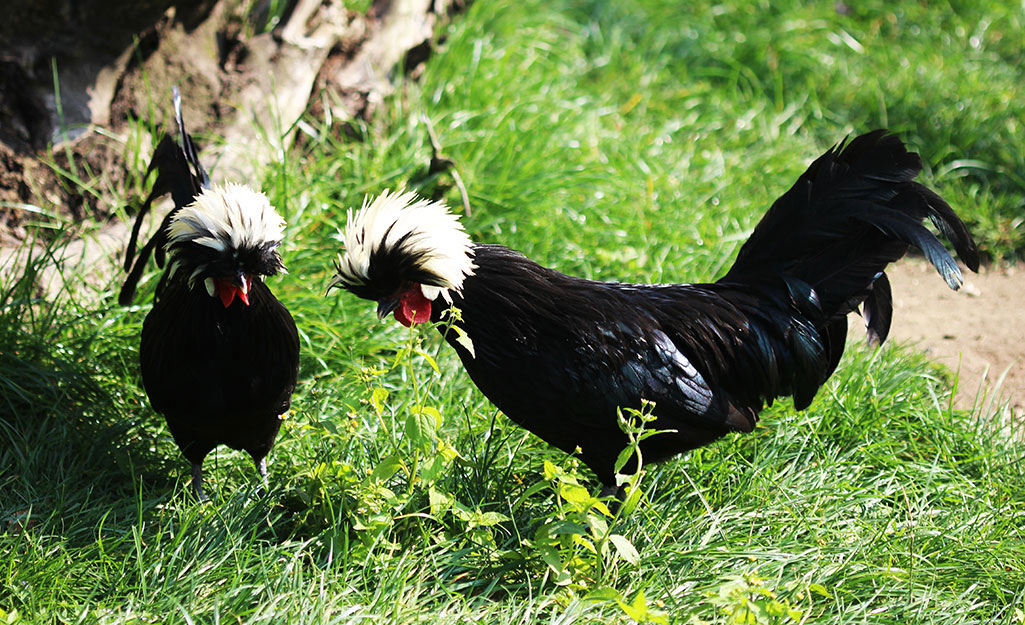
[599,483,625,501]
[191,463,208,502]
[255,456,269,492]
[599,482,625,515]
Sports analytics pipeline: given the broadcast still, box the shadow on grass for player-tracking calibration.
[0,236,180,538]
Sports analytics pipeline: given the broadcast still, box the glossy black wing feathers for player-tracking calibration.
[442,248,760,483]
[369,131,978,490]
[861,271,892,345]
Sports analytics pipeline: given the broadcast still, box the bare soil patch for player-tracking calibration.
[877,259,1023,420]
[0,0,461,244]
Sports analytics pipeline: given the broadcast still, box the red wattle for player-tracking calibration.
[216,279,236,307]
[395,287,432,327]
[213,276,252,308]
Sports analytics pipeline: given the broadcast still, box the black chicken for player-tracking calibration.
[329,131,979,496]
[122,88,300,500]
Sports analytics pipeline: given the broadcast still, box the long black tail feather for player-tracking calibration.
[861,271,892,345]
[717,130,978,410]
[119,87,209,306]
[724,130,977,317]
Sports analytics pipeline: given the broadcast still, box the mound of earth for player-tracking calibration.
[874,259,1022,422]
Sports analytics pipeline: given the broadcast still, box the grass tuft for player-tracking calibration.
[2,0,1023,622]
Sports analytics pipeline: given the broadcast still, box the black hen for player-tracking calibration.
[122,88,300,500]
[329,131,979,495]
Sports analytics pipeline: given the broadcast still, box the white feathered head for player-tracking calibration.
[165,182,287,307]
[329,190,475,326]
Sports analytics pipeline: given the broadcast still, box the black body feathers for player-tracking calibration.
[439,132,977,487]
[123,89,299,498]
[140,279,298,470]
[338,131,978,492]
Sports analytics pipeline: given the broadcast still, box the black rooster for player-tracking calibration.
[329,131,978,496]
[122,88,300,500]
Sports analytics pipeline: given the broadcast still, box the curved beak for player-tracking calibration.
[234,271,252,306]
[376,296,400,320]
[325,273,344,296]
[215,272,251,307]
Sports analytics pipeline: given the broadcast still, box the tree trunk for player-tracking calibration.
[0,0,460,243]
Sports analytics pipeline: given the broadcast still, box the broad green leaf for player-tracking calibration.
[559,482,593,505]
[405,410,437,451]
[437,438,461,462]
[586,586,624,602]
[614,445,637,474]
[429,485,453,515]
[391,347,411,370]
[539,520,588,538]
[369,453,403,483]
[415,404,443,427]
[414,348,440,374]
[452,326,475,358]
[542,460,560,480]
[620,482,644,516]
[370,387,389,416]
[539,544,564,571]
[617,594,646,621]
[609,533,640,565]
[585,514,608,536]
[472,511,511,527]
[419,453,447,483]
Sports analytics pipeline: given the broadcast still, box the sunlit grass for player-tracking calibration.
[2,0,1023,623]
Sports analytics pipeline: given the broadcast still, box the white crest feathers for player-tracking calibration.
[335,190,476,300]
[167,183,285,254]
[165,183,285,282]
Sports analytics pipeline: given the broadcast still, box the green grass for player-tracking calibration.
[3,0,1025,623]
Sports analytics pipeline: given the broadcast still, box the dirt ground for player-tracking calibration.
[877,259,1023,421]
